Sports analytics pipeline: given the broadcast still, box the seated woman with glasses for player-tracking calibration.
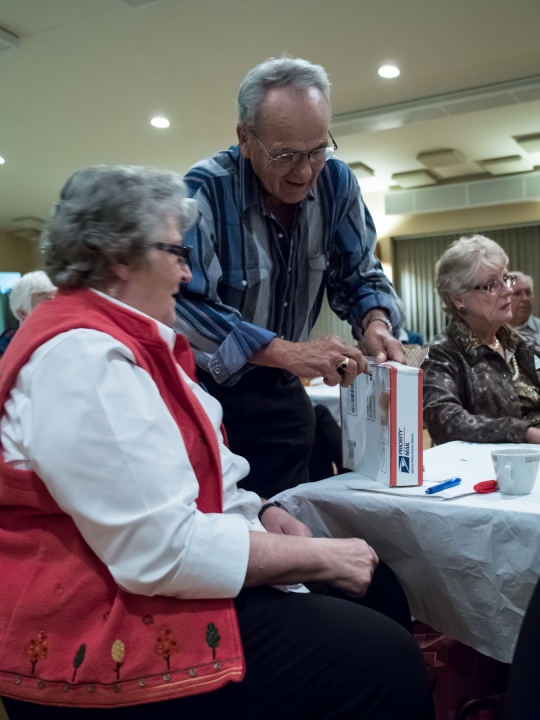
[423,234,540,446]
[0,165,433,720]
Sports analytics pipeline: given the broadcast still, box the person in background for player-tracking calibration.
[0,165,433,720]
[176,56,404,498]
[508,271,540,343]
[0,271,57,356]
[423,234,540,446]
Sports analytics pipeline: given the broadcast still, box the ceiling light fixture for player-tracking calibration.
[378,65,400,79]
[151,117,170,129]
[0,157,5,164]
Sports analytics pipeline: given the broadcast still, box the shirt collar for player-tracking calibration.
[448,317,522,361]
[91,289,175,350]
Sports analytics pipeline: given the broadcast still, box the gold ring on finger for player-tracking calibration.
[336,357,350,377]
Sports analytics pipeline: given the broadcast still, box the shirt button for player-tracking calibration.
[88,684,95,693]
[189,668,197,677]
[139,678,146,687]
[280,335,285,339]
[277,233,283,238]
[215,368,221,374]
[14,676,21,685]
[241,280,247,286]
[163,674,171,682]
[214,662,222,670]
[114,683,121,693]
[288,267,292,272]
[62,683,69,692]
[38,681,45,689]
[284,302,288,307]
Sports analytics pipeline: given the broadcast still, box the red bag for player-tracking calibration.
[414,623,508,720]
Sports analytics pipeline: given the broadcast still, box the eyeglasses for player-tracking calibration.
[153,242,191,264]
[472,274,517,294]
[251,131,338,168]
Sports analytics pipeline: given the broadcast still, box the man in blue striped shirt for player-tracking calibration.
[175,57,404,498]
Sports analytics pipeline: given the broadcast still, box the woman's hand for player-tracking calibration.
[260,506,313,537]
[526,427,540,444]
[245,533,378,597]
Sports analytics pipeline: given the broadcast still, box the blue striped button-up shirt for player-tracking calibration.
[175,144,399,386]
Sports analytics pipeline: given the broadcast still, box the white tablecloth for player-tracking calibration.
[276,441,540,663]
[304,380,341,424]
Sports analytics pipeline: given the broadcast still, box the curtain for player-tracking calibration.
[310,294,356,343]
[393,224,540,343]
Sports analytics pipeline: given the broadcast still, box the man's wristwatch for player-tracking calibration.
[364,316,393,334]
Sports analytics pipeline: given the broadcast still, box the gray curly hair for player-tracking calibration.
[238,56,331,129]
[41,165,197,289]
[435,234,509,316]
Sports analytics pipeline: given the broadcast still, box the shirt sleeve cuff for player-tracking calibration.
[169,511,250,599]
[203,321,276,385]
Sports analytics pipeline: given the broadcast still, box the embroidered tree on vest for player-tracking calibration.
[72,644,86,682]
[206,623,221,660]
[111,640,125,680]
[155,624,178,670]
[27,630,48,675]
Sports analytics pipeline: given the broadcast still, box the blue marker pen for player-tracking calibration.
[425,477,462,494]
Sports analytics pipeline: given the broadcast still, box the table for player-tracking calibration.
[276,441,540,663]
[304,379,341,424]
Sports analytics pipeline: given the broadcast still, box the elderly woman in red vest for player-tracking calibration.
[0,166,433,720]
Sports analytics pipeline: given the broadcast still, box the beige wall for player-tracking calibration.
[364,192,540,266]
[0,229,38,274]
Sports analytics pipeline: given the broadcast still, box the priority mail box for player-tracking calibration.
[341,361,423,486]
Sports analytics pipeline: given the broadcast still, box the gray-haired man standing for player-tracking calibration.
[175,57,403,498]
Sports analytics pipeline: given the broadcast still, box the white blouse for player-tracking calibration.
[0,293,269,600]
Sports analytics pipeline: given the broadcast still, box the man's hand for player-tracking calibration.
[362,311,405,364]
[260,506,313,537]
[252,335,369,387]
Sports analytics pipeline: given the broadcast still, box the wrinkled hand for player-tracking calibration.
[260,506,313,537]
[363,321,405,364]
[252,335,369,387]
[321,537,379,597]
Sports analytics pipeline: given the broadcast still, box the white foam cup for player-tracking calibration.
[491,448,540,495]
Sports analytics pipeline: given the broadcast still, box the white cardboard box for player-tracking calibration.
[341,361,423,486]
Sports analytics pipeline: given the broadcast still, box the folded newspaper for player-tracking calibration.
[341,359,423,486]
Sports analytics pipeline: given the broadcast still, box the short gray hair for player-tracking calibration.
[238,56,331,128]
[436,234,509,316]
[509,270,534,291]
[9,270,56,322]
[41,165,197,290]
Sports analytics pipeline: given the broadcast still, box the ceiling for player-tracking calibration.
[1,0,540,232]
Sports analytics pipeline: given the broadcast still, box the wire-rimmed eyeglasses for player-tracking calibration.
[251,131,338,168]
[472,274,517,294]
[153,242,191,264]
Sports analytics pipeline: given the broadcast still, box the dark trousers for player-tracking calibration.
[3,563,434,720]
[505,576,540,720]
[198,367,316,497]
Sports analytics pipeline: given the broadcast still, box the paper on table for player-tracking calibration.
[345,473,479,500]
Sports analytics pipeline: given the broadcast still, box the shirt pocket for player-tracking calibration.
[308,253,329,273]
[219,266,269,290]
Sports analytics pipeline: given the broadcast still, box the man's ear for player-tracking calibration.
[18,309,29,322]
[237,124,251,159]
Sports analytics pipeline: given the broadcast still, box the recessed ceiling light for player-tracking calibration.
[151,117,170,129]
[378,65,400,79]
[0,156,5,164]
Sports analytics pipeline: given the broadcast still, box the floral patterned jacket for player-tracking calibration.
[422,319,540,445]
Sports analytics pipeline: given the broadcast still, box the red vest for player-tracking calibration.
[0,289,244,708]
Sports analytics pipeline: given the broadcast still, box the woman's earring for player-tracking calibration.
[459,306,468,316]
